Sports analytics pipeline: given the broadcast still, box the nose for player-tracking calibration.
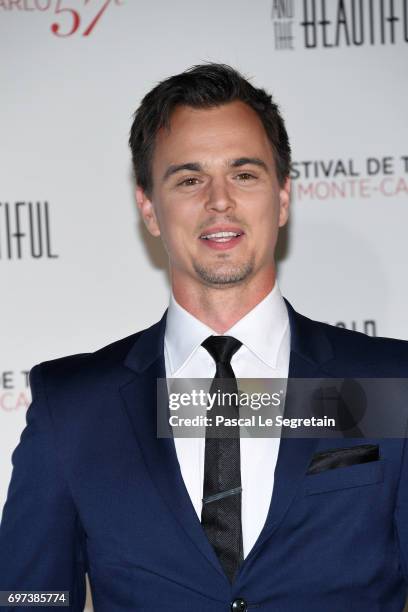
[205,177,235,213]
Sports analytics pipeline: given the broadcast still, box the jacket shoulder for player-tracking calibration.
[322,317,408,355]
[30,327,148,393]
[299,309,408,374]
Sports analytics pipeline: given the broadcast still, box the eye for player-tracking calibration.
[177,176,200,187]
[235,172,256,181]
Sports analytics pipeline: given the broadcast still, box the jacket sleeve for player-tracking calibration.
[396,435,408,587]
[0,364,87,611]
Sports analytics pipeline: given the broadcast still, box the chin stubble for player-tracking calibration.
[192,256,255,286]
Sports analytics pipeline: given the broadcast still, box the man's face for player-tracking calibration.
[137,100,290,290]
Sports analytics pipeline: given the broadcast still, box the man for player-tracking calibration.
[0,64,408,611]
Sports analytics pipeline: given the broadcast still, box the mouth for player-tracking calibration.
[198,226,245,250]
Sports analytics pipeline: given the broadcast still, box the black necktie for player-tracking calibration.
[200,335,243,583]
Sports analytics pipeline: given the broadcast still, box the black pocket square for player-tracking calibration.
[306,444,380,475]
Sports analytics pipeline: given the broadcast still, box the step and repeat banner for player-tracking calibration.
[1,1,407,608]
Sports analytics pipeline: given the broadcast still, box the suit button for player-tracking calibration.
[231,599,247,612]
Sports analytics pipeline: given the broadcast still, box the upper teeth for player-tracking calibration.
[202,231,241,239]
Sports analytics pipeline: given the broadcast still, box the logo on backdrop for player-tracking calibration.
[0,201,58,260]
[271,0,408,50]
[290,155,408,201]
[0,370,31,413]
[0,0,125,37]
[334,319,377,336]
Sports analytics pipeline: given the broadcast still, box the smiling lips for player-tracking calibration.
[199,226,245,250]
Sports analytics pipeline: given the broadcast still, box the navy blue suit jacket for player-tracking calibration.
[1,301,408,611]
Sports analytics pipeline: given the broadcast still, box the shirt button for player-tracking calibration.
[231,599,247,612]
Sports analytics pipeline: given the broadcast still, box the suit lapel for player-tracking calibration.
[120,312,226,580]
[239,300,335,571]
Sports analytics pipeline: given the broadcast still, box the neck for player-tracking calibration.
[172,271,276,334]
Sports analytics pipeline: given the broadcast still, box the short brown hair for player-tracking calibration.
[129,63,291,195]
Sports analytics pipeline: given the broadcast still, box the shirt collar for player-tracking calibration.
[226,283,289,368]
[165,283,289,375]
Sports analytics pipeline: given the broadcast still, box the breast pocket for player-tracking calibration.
[304,459,384,496]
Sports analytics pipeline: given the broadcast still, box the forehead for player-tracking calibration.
[153,100,275,168]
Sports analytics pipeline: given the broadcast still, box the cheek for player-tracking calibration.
[247,210,280,256]
[258,224,279,249]
[166,198,201,232]
[158,207,197,254]
[248,200,280,234]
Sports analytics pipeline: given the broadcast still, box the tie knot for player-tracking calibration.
[201,335,242,365]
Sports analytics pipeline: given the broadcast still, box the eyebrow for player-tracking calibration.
[162,157,268,183]
[229,157,268,171]
[163,162,202,182]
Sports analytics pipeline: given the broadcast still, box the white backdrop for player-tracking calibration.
[1,1,408,608]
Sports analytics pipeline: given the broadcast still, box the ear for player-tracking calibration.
[135,186,161,237]
[278,177,290,228]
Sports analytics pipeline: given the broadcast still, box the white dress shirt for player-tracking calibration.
[164,282,290,558]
